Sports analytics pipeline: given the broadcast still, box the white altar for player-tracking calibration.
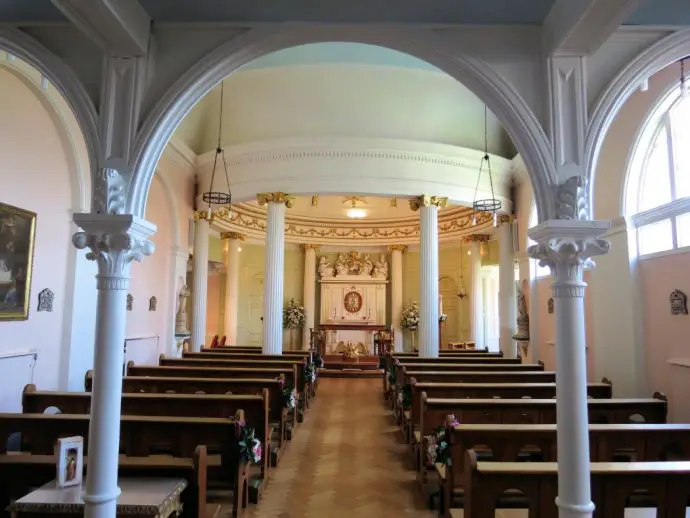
[318,250,388,354]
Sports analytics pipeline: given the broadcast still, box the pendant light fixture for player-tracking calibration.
[457,242,467,300]
[201,80,233,219]
[471,105,502,227]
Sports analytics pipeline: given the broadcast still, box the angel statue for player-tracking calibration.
[373,254,389,279]
[318,256,335,279]
[335,253,348,275]
[512,281,530,341]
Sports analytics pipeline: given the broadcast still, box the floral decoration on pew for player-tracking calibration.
[238,422,262,465]
[283,386,297,409]
[424,414,459,467]
[304,362,317,383]
[400,383,412,409]
[387,365,397,386]
[312,352,324,369]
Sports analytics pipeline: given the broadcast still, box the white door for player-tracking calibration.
[481,266,500,352]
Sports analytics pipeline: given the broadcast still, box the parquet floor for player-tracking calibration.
[242,378,435,518]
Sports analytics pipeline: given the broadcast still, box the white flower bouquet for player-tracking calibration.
[283,298,306,329]
[401,301,420,330]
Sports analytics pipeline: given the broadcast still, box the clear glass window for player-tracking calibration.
[638,219,673,256]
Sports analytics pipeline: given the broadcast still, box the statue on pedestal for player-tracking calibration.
[318,256,335,279]
[335,253,348,276]
[175,285,191,335]
[361,254,374,276]
[512,281,530,341]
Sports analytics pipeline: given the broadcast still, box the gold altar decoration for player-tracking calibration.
[335,341,368,360]
[344,290,363,313]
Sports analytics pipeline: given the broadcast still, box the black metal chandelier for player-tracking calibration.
[202,80,233,216]
[471,105,502,227]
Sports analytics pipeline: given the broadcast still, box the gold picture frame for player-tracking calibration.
[0,202,36,321]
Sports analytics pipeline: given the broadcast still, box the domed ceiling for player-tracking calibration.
[174,42,516,158]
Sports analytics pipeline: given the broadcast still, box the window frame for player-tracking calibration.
[626,86,690,258]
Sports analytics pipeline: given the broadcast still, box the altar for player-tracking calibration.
[317,250,388,355]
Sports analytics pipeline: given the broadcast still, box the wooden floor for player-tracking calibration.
[238,378,435,518]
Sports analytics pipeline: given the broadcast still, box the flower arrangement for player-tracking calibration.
[439,313,448,323]
[401,301,420,330]
[238,424,262,465]
[312,352,324,369]
[304,362,316,383]
[387,365,397,386]
[401,383,412,409]
[283,386,296,409]
[283,298,306,329]
[425,415,459,466]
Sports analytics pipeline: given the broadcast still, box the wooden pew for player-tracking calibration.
[403,379,613,446]
[127,362,300,422]
[0,413,247,518]
[159,356,312,407]
[440,423,690,516]
[402,370,557,385]
[22,385,274,481]
[461,449,690,518]
[383,350,498,373]
[88,373,292,443]
[0,448,209,518]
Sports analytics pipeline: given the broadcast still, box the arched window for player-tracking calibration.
[528,206,550,278]
[626,89,690,256]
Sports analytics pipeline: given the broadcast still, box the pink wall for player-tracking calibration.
[639,251,690,421]
[0,69,74,408]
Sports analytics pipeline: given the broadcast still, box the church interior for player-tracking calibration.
[1,1,690,517]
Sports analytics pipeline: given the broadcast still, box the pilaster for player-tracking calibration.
[388,245,407,352]
[302,244,320,349]
[222,232,246,345]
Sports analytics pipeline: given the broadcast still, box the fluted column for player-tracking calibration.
[529,217,609,518]
[410,195,447,358]
[222,232,245,345]
[498,217,517,358]
[72,213,156,518]
[468,238,484,347]
[258,192,294,355]
[389,245,406,352]
[302,244,319,349]
[190,214,210,351]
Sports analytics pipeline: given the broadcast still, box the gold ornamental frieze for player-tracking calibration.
[409,195,449,211]
[256,192,296,208]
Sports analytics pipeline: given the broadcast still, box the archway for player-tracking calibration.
[129,26,556,222]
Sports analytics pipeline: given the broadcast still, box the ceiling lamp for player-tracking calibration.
[201,80,233,218]
[457,242,467,300]
[344,197,368,219]
[471,105,502,228]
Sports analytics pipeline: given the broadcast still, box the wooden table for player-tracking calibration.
[9,478,187,518]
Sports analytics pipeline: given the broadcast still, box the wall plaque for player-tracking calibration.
[670,289,688,315]
[547,298,554,314]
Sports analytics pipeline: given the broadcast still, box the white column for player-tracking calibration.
[72,214,156,518]
[468,239,484,347]
[389,245,406,352]
[190,215,210,351]
[411,196,446,358]
[302,244,318,349]
[259,192,292,355]
[498,218,517,358]
[222,232,244,345]
[529,217,609,518]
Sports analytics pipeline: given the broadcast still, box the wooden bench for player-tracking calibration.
[0,412,247,517]
[416,393,668,489]
[383,350,498,372]
[462,449,690,518]
[439,423,690,516]
[159,356,312,407]
[0,448,209,518]
[127,363,300,420]
[89,374,292,443]
[22,384,274,480]
[403,380,613,446]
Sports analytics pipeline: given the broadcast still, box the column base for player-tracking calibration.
[555,497,595,518]
[83,487,122,518]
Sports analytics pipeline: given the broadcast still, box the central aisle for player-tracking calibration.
[246,377,435,518]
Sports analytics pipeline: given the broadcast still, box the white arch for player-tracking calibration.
[586,28,690,207]
[130,26,556,222]
[0,28,99,188]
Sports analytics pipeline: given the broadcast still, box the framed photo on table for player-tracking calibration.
[0,202,36,321]
[56,436,83,487]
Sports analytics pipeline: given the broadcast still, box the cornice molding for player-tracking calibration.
[164,136,197,174]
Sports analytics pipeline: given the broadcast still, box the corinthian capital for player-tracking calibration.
[72,214,157,289]
[409,195,448,211]
[528,220,610,298]
[257,192,296,208]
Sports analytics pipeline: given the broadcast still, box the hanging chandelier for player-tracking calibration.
[201,80,233,219]
[471,105,502,227]
[457,242,467,299]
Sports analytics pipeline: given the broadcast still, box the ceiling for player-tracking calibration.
[244,195,459,222]
[3,0,689,26]
[174,43,515,157]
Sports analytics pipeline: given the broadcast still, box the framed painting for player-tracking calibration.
[0,202,36,320]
